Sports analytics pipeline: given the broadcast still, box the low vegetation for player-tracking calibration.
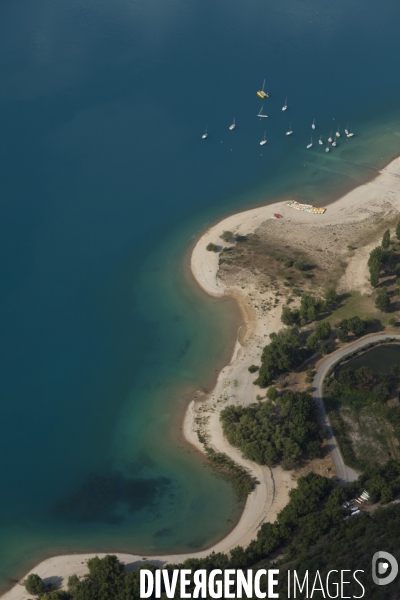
[202,446,258,501]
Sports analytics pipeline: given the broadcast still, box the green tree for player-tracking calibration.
[267,386,278,400]
[281,306,295,326]
[382,229,390,250]
[337,329,348,343]
[348,316,367,335]
[368,246,383,287]
[315,321,332,340]
[338,316,366,337]
[307,306,316,322]
[370,264,380,287]
[375,288,390,312]
[325,287,337,304]
[396,220,400,241]
[305,366,314,383]
[25,574,45,595]
[68,574,80,594]
[248,364,259,373]
[320,342,331,355]
[306,334,318,351]
[206,242,218,252]
[371,382,390,403]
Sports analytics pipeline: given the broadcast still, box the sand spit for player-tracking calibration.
[4,157,400,599]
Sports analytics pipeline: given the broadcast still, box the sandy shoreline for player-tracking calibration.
[3,157,400,599]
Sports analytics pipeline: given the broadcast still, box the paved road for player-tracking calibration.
[313,334,400,485]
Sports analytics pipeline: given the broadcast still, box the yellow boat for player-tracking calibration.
[257,79,269,99]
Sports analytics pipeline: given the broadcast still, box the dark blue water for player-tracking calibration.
[1,0,400,588]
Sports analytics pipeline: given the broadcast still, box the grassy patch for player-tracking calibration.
[326,291,384,325]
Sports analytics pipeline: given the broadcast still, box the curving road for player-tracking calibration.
[312,334,400,484]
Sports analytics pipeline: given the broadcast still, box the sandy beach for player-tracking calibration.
[3,156,400,599]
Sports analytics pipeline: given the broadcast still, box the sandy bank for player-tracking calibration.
[4,157,400,599]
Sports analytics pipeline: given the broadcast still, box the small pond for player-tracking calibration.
[339,344,400,376]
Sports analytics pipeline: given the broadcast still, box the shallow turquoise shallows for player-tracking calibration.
[1,0,400,589]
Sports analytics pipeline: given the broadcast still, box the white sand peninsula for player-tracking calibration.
[3,157,400,599]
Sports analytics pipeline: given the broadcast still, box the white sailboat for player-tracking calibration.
[318,135,323,145]
[260,131,267,146]
[282,97,288,111]
[257,105,268,118]
[328,130,333,143]
[347,132,354,138]
[325,147,330,153]
[307,135,313,149]
[229,118,236,131]
[332,137,337,147]
[202,126,208,139]
[286,122,293,136]
[336,125,341,137]
[312,119,316,130]
[345,123,349,135]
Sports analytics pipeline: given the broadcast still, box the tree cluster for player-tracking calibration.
[375,287,391,312]
[254,327,305,387]
[330,364,393,409]
[367,229,397,289]
[306,321,332,352]
[336,316,366,342]
[220,391,324,470]
[368,245,384,287]
[281,293,327,328]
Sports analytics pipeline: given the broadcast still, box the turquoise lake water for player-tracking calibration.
[1,0,400,589]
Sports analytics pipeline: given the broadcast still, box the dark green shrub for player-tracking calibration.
[206,242,219,252]
[25,574,45,595]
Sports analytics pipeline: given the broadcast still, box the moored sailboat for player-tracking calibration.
[260,131,267,145]
[257,105,268,118]
[257,79,269,99]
